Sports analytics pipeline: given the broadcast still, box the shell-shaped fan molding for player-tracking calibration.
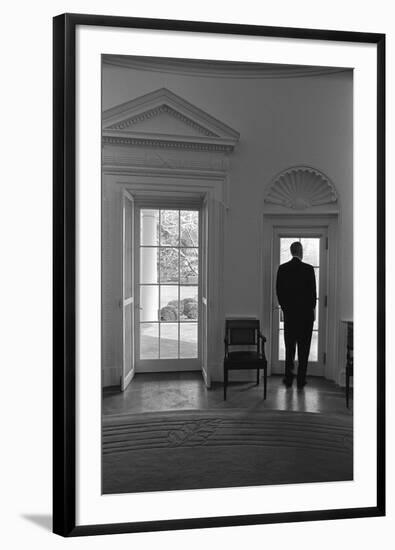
[264,167,338,210]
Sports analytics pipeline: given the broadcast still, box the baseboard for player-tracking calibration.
[102,366,121,388]
[209,363,259,383]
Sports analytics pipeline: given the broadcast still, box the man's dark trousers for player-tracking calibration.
[283,310,314,384]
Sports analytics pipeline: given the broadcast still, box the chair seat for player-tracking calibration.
[225,351,266,365]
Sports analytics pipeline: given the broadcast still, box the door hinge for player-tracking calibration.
[324,295,328,307]
[323,352,327,365]
[325,237,328,250]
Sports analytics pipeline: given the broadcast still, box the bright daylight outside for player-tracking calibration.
[279,237,320,362]
[139,209,199,360]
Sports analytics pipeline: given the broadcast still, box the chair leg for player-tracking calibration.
[256,368,259,385]
[224,368,228,401]
[346,370,350,408]
[263,366,267,400]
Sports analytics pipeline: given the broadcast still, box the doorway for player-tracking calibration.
[271,227,328,377]
[114,174,224,391]
[135,207,202,373]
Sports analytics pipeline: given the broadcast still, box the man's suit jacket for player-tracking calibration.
[276,257,317,319]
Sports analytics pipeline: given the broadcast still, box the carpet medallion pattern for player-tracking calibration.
[102,409,352,494]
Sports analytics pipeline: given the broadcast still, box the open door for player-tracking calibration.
[121,189,135,391]
[201,196,210,387]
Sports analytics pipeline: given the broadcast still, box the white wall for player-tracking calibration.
[102,63,353,383]
[1,1,393,549]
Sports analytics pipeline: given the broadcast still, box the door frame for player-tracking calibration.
[102,170,226,388]
[261,214,340,380]
[271,226,328,377]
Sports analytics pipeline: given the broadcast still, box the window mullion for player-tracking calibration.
[158,209,161,359]
[178,210,181,359]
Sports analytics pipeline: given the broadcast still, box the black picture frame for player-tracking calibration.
[53,13,386,537]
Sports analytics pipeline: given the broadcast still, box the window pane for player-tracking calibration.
[140,209,159,245]
[180,323,198,358]
[310,331,318,361]
[140,247,159,284]
[280,238,296,265]
[314,301,319,330]
[279,329,318,361]
[279,329,299,361]
[180,210,199,247]
[159,248,179,283]
[160,323,178,359]
[301,238,320,266]
[140,285,159,322]
[278,307,285,329]
[140,323,159,359]
[279,329,285,360]
[160,285,179,321]
[314,268,319,293]
[180,248,199,284]
[180,286,198,321]
[160,210,179,246]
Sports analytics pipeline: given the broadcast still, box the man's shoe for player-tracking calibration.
[282,377,293,388]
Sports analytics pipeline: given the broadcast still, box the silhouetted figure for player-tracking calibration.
[276,241,317,389]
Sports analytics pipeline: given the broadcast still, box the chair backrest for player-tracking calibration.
[225,319,260,346]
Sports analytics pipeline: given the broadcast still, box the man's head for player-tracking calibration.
[290,241,303,260]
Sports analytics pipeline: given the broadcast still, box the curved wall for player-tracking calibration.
[102,61,353,385]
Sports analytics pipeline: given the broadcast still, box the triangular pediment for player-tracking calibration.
[102,88,240,152]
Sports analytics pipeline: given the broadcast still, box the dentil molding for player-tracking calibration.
[102,88,240,153]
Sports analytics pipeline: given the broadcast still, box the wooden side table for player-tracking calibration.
[344,321,353,408]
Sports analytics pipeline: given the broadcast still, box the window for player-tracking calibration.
[139,209,200,360]
[278,237,320,362]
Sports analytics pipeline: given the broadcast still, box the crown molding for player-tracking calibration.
[103,55,350,80]
[102,88,240,152]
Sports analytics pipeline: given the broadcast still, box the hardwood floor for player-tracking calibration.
[103,372,352,416]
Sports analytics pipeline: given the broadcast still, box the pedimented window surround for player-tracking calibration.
[102,89,240,386]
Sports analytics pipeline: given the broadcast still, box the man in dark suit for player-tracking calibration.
[276,241,317,389]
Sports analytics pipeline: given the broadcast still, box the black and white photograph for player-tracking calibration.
[100,54,354,495]
[1,0,392,546]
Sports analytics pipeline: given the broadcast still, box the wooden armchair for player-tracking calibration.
[223,319,268,401]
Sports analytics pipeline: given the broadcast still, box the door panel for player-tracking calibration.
[121,190,135,391]
[200,198,210,386]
